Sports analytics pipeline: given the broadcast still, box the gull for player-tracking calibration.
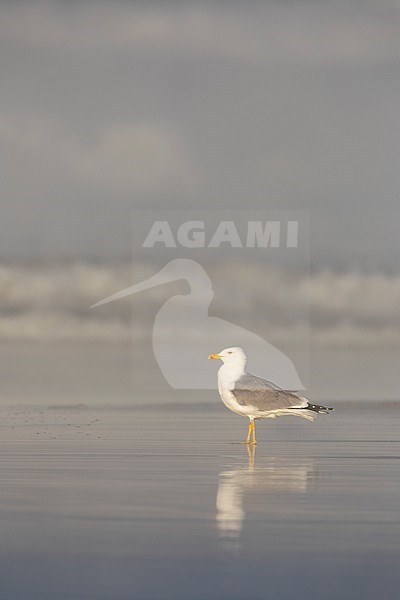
[209,347,333,444]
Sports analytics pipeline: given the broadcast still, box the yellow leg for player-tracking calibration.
[252,420,257,445]
[244,420,257,444]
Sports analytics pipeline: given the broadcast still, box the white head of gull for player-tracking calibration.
[209,346,333,445]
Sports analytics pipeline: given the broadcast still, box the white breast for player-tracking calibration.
[220,389,252,417]
[217,364,252,417]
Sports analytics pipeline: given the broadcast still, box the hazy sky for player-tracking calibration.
[1,0,399,270]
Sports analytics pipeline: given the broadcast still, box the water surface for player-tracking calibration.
[0,403,399,599]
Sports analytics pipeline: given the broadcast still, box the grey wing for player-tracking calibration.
[231,373,306,412]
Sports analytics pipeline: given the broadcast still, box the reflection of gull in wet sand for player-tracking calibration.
[209,347,333,444]
[91,259,304,389]
[216,446,315,536]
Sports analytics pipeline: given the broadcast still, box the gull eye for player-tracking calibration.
[227,351,233,354]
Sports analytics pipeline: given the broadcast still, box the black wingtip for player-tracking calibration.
[306,403,334,414]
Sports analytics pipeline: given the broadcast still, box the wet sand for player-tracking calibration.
[0,402,399,600]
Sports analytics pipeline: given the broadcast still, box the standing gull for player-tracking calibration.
[209,347,333,444]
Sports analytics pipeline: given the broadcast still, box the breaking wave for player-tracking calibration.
[0,260,399,347]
